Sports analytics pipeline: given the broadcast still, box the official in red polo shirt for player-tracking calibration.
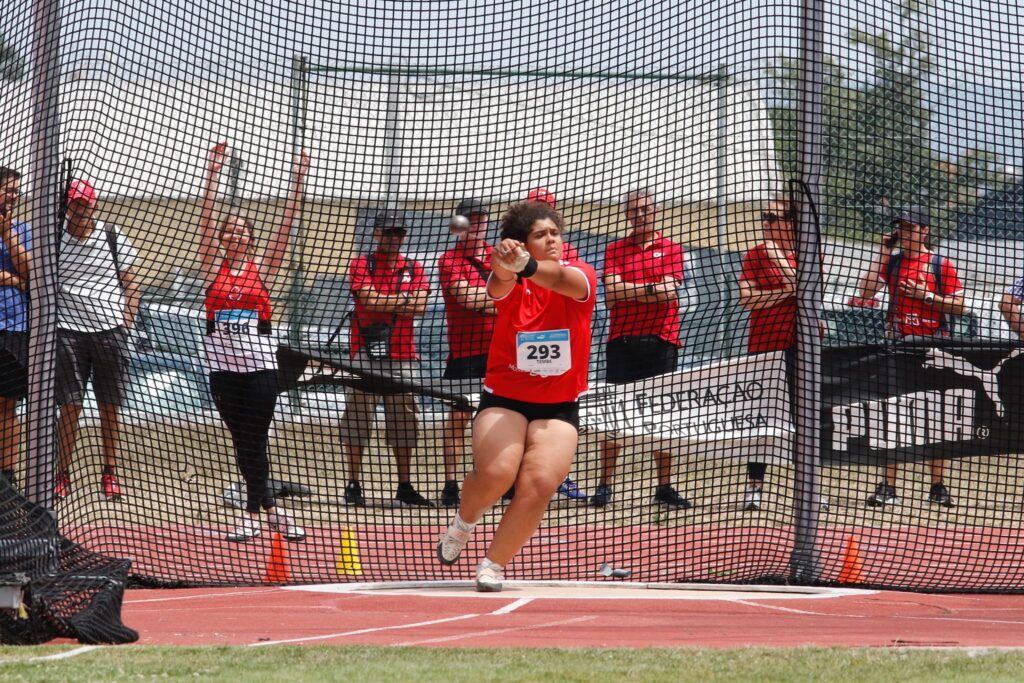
[856,205,964,509]
[437,198,495,506]
[589,189,692,510]
[340,211,434,509]
[738,198,800,511]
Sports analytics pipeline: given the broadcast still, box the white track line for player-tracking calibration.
[898,615,1024,627]
[733,600,851,617]
[392,616,595,647]
[0,645,100,664]
[735,601,1024,627]
[490,598,533,615]
[248,613,481,646]
[125,589,278,605]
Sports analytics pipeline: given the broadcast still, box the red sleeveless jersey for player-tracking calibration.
[484,260,597,403]
[204,260,272,323]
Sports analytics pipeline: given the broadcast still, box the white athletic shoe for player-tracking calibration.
[437,519,473,565]
[225,514,261,542]
[743,486,762,511]
[475,561,504,592]
[267,510,306,541]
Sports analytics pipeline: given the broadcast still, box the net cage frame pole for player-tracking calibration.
[285,54,309,410]
[381,60,403,212]
[713,64,732,358]
[789,0,828,582]
[24,0,62,509]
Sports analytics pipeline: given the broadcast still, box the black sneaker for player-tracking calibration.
[589,484,613,508]
[395,483,435,508]
[928,483,955,508]
[653,484,692,509]
[440,480,460,507]
[866,482,898,507]
[0,469,17,491]
[344,480,365,506]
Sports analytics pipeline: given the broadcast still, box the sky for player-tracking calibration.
[2,0,1021,162]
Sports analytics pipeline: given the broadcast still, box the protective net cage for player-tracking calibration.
[1,0,1024,639]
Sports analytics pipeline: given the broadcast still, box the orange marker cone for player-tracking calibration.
[837,534,864,584]
[336,527,362,576]
[265,532,291,584]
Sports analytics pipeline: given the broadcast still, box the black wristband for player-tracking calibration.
[520,257,539,278]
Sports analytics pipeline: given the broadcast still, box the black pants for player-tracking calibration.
[210,369,279,513]
[605,335,679,384]
[748,348,796,482]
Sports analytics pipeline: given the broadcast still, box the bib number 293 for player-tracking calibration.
[516,329,571,376]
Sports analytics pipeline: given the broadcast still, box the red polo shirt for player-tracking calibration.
[741,243,797,353]
[438,243,495,359]
[348,252,428,360]
[603,233,685,346]
[880,251,963,338]
[484,260,597,403]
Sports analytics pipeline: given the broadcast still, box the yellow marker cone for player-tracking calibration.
[336,527,362,576]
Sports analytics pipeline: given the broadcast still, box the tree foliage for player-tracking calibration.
[769,0,1014,240]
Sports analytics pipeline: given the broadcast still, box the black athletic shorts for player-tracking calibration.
[0,332,28,400]
[55,327,131,407]
[443,353,488,380]
[605,335,679,384]
[476,392,580,431]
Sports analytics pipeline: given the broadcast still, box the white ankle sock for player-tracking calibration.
[453,514,476,533]
[479,557,503,571]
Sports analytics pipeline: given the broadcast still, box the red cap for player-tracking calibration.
[527,187,556,208]
[67,179,97,206]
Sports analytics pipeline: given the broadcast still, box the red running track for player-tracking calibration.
[118,585,1024,648]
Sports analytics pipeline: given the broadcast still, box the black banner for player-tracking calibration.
[823,340,1024,464]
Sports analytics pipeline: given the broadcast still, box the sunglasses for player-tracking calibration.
[378,228,408,236]
[762,212,795,223]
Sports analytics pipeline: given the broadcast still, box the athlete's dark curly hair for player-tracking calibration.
[499,201,566,243]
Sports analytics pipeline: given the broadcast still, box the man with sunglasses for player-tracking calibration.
[339,211,434,508]
[0,168,31,490]
[737,198,804,511]
[856,206,964,508]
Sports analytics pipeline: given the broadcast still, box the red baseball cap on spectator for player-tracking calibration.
[67,179,97,206]
[527,187,556,208]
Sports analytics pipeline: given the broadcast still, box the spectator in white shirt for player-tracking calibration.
[53,179,140,501]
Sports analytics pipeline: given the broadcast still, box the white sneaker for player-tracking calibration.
[476,560,504,592]
[743,486,762,511]
[267,510,306,541]
[437,518,473,565]
[225,514,261,542]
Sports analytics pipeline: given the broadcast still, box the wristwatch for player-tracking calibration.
[645,283,656,295]
[923,291,936,305]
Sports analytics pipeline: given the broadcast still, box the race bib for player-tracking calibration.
[516,329,571,376]
[214,309,258,337]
